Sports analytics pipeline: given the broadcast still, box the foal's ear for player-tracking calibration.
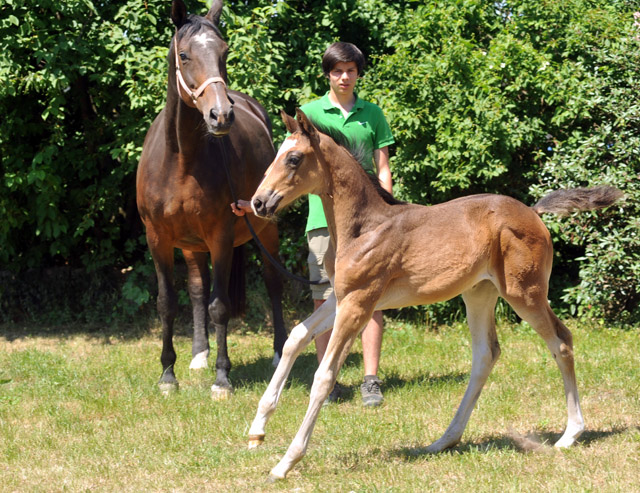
[171,0,188,29]
[205,0,224,26]
[295,109,320,145]
[281,111,299,134]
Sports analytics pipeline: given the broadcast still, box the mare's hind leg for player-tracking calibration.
[148,235,179,393]
[209,240,235,400]
[425,280,500,453]
[256,222,287,366]
[508,298,584,448]
[248,293,336,448]
[183,250,211,370]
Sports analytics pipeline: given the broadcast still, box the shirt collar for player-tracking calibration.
[320,92,364,113]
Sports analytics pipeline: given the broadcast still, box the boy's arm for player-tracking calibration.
[374,146,392,195]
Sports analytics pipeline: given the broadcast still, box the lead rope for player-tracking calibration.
[219,142,321,286]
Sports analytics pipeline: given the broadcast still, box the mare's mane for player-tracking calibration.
[306,116,405,206]
[176,14,223,42]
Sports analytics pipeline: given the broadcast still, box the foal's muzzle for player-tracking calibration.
[252,190,282,218]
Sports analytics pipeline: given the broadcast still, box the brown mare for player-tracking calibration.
[247,110,623,480]
[136,0,285,398]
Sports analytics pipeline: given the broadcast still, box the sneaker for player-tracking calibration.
[323,381,346,406]
[360,375,384,407]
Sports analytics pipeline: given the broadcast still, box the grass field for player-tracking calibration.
[0,317,638,492]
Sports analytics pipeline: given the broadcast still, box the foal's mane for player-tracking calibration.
[307,117,405,206]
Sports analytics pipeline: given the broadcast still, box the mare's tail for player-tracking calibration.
[229,245,246,318]
[532,186,623,216]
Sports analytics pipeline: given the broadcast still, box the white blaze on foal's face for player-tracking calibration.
[270,136,300,181]
[251,136,299,215]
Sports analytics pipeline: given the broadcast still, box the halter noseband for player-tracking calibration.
[174,40,226,104]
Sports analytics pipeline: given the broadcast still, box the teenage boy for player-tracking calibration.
[232,42,394,407]
[300,42,394,407]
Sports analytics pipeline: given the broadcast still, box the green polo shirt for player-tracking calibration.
[301,93,395,233]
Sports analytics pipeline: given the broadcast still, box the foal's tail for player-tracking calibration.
[532,186,623,216]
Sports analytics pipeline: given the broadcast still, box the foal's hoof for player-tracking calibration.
[211,384,233,401]
[248,434,265,449]
[159,381,179,396]
[266,474,283,484]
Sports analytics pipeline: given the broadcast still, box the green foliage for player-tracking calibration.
[360,0,639,323]
[530,6,640,324]
[0,0,637,324]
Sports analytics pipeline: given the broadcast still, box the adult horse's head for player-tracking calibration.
[252,109,325,217]
[171,0,234,136]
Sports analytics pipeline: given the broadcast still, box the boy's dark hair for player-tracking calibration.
[322,42,365,77]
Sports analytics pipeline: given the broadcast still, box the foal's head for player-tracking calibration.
[171,0,234,136]
[252,110,334,218]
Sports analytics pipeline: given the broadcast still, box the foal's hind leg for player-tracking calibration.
[183,250,211,370]
[256,222,287,367]
[425,280,500,453]
[509,299,584,448]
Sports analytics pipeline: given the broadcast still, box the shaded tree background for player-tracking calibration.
[0,0,637,325]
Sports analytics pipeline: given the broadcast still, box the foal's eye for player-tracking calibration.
[179,53,188,61]
[287,153,302,168]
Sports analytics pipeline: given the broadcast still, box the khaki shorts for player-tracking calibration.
[307,228,333,300]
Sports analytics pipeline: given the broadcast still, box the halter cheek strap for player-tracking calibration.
[174,42,226,104]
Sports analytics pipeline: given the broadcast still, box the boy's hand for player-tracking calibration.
[231,199,253,216]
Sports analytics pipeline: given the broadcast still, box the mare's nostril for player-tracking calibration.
[210,108,219,121]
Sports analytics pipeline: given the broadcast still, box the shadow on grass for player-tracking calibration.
[231,352,364,391]
[231,351,469,398]
[394,426,639,461]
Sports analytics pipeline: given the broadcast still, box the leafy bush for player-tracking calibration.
[1,0,637,325]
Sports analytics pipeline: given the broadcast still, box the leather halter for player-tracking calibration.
[174,40,226,104]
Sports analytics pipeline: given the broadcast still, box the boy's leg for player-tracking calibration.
[361,310,384,407]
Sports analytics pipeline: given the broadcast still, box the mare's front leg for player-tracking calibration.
[248,293,336,448]
[256,222,286,366]
[183,250,211,370]
[209,239,235,400]
[148,234,179,394]
[268,293,372,481]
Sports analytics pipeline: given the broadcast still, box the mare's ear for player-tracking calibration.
[281,111,299,133]
[206,0,224,26]
[171,0,188,29]
[295,109,320,146]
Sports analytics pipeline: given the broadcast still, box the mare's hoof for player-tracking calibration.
[211,384,233,401]
[189,351,209,370]
[271,353,281,368]
[159,381,179,396]
[248,434,265,449]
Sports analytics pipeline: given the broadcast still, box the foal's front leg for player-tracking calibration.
[248,293,336,448]
[268,295,372,481]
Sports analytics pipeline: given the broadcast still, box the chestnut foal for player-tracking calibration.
[248,109,622,480]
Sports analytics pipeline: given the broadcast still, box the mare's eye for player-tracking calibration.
[179,53,188,61]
